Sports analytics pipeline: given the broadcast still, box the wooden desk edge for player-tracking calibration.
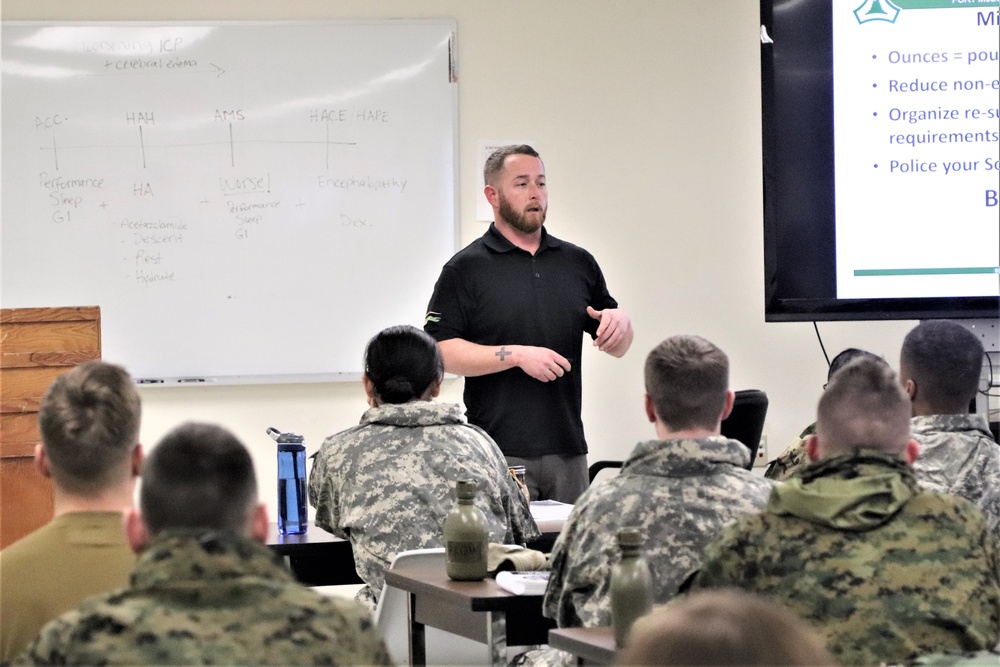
[383,567,546,612]
[266,522,345,546]
[548,626,617,665]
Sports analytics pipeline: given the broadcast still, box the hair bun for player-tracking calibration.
[379,376,416,403]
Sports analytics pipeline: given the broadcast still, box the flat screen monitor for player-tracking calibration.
[761,0,999,322]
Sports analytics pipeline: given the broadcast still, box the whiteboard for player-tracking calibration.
[1,20,458,384]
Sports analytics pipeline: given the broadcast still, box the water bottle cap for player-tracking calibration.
[267,427,304,444]
[455,480,478,499]
[616,527,644,547]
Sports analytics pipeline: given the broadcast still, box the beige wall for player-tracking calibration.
[4,1,916,519]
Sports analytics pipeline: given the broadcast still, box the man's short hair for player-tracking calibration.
[901,319,984,411]
[483,144,540,187]
[141,422,257,535]
[644,335,729,431]
[828,348,883,382]
[618,589,836,666]
[37,360,141,496]
[816,357,911,455]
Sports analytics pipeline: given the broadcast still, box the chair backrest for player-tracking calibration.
[374,548,500,666]
[588,460,624,484]
[720,389,769,470]
[588,390,769,478]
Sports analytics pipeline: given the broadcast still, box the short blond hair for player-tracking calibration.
[617,589,836,666]
[38,360,141,496]
[816,356,911,455]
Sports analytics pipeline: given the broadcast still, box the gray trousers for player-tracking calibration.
[505,453,589,504]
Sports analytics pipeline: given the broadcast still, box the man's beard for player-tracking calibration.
[498,193,546,234]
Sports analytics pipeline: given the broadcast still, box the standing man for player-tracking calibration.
[425,145,633,503]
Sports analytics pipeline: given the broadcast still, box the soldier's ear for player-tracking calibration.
[130,444,144,478]
[806,434,822,462]
[33,444,53,479]
[362,374,381,408]
[904,438,920,465]
[123,507,149,554]
[643,393,657,423]
[250,503,269,544]
[719,390,735,422]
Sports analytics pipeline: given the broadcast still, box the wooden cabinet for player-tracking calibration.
[0,306,101,549]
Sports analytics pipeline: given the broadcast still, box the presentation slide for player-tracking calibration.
[833,0,999,299]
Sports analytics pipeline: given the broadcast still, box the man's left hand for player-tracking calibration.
[586,306,634,358]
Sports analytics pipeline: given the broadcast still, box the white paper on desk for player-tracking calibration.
[529,500,573,522]
[496,570,550,596]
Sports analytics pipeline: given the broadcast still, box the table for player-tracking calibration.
[548,627,617,666]
[267,502,567,587]
[266,522,361,586]
[527,500,572,553]
[383,565,556,667]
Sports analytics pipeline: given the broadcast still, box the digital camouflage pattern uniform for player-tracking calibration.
[910,413,1000,539]
[763,423,814,481]
[13,530,392,666]
[686,451,1000,667]
[309,401,539,611]
[544,437,773,628]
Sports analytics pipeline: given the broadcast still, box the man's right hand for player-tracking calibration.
[514,345,572,382]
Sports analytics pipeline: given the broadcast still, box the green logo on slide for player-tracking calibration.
[854,0,902,24]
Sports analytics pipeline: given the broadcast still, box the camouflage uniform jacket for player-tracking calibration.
[687,451,1000,667]
[13,530,392,666]
[763,422,814,480]
[911,413,1000,539]
[543,436,773,629]
[309,401,539,611]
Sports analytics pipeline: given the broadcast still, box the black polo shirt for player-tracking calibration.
[424,224,618,457]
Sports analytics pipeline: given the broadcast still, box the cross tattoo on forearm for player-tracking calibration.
[496,346,512,361]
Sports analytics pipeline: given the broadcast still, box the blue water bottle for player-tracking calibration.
[268,427,308,535]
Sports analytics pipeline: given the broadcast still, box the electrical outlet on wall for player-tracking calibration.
[756,435,768,465]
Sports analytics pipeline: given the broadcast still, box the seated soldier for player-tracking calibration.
[0,361,142,662]
[308,324,538,612]
[765,347,885,480]
[517,335,773,667]
[686,357,1000,666]
[15,422,391,666]
[900,319,1000,537]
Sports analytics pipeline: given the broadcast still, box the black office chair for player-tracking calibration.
[720,389,769,470]
[588,460,624,483]
[587,389,769,481]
